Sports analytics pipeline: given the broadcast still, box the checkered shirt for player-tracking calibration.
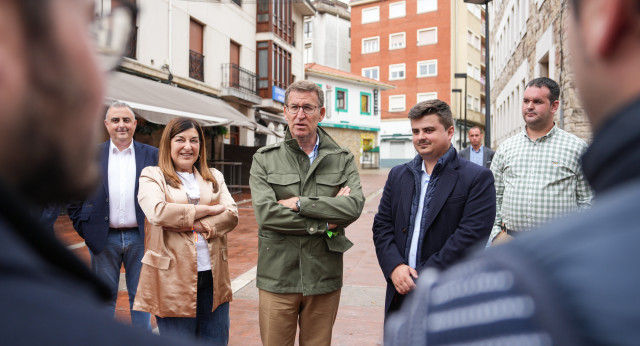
[490,125,593,240]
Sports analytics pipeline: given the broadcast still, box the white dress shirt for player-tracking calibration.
[108,140,138,228]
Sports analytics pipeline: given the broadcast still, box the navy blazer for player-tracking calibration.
[372,153,496,314]
[459,145,495,169]
[68,140,158,254]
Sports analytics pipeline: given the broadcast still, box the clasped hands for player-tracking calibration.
[277,186,351,230]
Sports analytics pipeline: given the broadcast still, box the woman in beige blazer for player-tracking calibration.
[134,117,238,343]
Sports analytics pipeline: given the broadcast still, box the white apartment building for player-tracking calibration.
[303,0,351,72]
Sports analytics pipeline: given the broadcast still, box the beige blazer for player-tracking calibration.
[133,166,238,318]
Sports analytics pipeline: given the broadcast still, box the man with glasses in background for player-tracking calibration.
[250,80,365,346]
[0,0,196,344]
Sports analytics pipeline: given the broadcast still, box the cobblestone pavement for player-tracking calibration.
[53,168,391,345]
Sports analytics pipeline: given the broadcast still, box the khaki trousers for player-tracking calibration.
[259,288,342,346]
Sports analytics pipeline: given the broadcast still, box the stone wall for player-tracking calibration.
[322,127,379,171]
[490,0,592,144]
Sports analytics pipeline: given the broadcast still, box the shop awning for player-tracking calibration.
[106,72,255,128]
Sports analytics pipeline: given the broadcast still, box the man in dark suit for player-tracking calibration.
[372,100,496,317]
[68,101,157,329]
[458,126,495,169]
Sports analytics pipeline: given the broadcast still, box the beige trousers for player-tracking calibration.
[258,288,342,346]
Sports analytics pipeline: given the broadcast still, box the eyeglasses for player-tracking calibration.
[286,104,319,115]
[90,3,138,71]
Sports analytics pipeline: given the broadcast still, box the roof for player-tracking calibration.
[305,63,395,90]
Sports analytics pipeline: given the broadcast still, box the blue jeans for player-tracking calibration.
[89,228,151,330]
[156,270,230,344]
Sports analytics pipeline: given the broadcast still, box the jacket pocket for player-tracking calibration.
[267,173,301,199]
[325,234,354,253]
[141,250,171,270]
[315,173,347,197]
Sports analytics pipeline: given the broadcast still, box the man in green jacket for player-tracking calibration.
[250,80,365,346]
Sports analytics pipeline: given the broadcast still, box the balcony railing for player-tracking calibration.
[221,63,258,96]
[189,50,204,82]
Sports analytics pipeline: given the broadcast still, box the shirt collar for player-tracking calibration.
[523,123,558,142]
[471,145,483,153]
[110,139,134,153]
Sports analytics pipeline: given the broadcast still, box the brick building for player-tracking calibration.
[350,0,488,167]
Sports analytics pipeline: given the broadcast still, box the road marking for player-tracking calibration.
[231,266,257,293]
[365,188,384,202]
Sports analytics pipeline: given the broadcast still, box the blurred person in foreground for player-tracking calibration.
[134,117,238,344]
[385,0,640,344]
[0,0,200,344]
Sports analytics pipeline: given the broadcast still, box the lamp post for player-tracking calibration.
[454,73,468,147]
[452,88,463,149]
[463,0,493,148]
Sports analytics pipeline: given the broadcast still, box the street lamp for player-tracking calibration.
[463,0,493,148]
[454,72,468,147]
[452,88,463,149]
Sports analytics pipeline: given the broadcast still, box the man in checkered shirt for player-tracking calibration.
[489,77,593,244]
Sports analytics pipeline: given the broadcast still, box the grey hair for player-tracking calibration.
[105,101,135,120]
[284,80,325,107]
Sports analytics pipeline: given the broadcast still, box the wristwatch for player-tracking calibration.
[295,199,301,213]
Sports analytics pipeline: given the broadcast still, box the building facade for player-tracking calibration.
[105,0,314,151]
[489,0,591,148]
[350,0,487,167]
[303,1,351,71]
[305,63,394,168]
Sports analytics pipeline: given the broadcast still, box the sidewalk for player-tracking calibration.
[53,168,391,345]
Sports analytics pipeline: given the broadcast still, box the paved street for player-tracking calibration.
[53,168,391,345]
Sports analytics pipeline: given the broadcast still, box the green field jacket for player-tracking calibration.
[250,127,365,295]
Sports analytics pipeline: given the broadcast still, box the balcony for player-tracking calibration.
[189,50,204,82]
[220,63,261,106]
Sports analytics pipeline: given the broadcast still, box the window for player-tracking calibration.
[360,92,372,115]
[362,6,380,24]
[389,32,406,50]
[417,92,437,103]
[467,63,481,80]
[389,1,406,19]
[303,20,312,39]
[336,87,348,112]
[362,66,380,81]
[256,40,291,99]
[467,30,481,50]
[389,95,406,112]
[417,0,437,13]
[362,37,380,54]
[467,95,474,109]
[189,19,204,82]
[467,4,482,19]
[256,0,292,44]
[417,27,437,46]
[417,60,437,77]
[389,64,406,80]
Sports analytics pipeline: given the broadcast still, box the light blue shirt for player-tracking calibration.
[409,161,430,268]
[305,134,320,164]
[469,145,484,167]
